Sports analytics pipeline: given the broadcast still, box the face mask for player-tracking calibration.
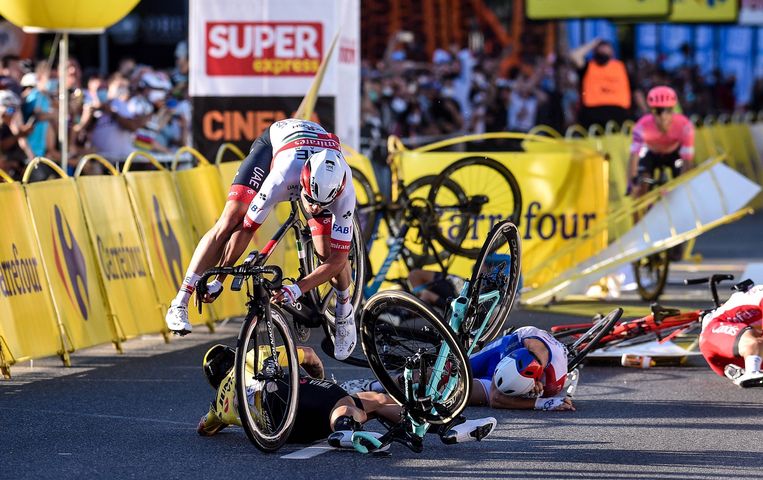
[46,79,59,92]
[593,52,611,65]
[148,89,166,103]
[391,97,407,113]
[382,86,393,97]
[116,87,129,98]
[96,89,108,103]
[368,90,379,103]
[442,87,455,98]
[408,112,421,125]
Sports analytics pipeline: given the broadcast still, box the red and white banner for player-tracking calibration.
[189,0,360,155]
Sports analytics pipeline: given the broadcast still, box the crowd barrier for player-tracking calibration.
[0,141,384,376]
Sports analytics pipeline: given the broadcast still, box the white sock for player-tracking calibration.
[173,272,200,307]
[334,287,352,319]
[744,355,762,373]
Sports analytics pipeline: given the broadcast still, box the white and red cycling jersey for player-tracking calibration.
[699,285,763,376]
[241,119,356,253]
[630,113,695,161]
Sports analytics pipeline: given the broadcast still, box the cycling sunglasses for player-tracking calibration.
[302,190,334,208]
[651,107,673,115]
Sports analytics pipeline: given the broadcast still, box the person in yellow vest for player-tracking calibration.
[570,39,632,129]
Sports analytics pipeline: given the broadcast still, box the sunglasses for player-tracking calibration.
[302,191,334,208]
[651,107,673,115]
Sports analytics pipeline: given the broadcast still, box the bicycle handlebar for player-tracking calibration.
[683,274,734,308]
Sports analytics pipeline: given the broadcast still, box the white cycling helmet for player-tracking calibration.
[493,347,543,396]
[300,149,347,207]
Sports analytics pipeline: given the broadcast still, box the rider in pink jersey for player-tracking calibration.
[627,86,695,198]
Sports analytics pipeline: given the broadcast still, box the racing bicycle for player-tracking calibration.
[196,256,298,453]
[550,274,750,353]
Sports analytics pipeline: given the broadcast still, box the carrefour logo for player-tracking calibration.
[150,196,182,291]
[0,244,44,298]
[51,206,90,320]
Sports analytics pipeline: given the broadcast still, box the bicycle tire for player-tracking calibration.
[350,166,378,247]
[360,290,471,425]
[399,175,468,268]
[427,157,522,258]
[632,251,670,301]
[235,304,300,452]
[466,220,522,350]
[566,308,623,371]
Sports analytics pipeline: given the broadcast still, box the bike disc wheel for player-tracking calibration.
[428,157,522,258]
[466,220,522,350]
[235,304,300,452]
[350,166,378,247]
[360,291,471,425]
[566,308,623,371]
[632,251,670,301]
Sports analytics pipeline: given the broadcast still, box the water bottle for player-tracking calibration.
[621,354,655,369]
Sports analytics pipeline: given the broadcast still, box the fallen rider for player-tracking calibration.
[196,345,497,448]
[343,326,578,412]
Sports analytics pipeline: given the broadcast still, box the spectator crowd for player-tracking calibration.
[0,31,753,182]
[0,42,190,181]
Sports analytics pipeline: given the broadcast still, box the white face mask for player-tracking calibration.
[148,90,166,103]
[391,97,408,113]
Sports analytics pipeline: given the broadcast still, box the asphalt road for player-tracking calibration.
[1,214,761,480]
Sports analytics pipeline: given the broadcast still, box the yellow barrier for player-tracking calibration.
[23,158,118,353]
[172,146,248,320]
[122,151,215,329]
[389,132,608,287]
[0,169,68,376]
[75,155,166,339]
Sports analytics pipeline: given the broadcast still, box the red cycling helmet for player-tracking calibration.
[647,86,678,109]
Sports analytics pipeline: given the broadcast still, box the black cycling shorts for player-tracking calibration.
[428,272,458,303]
[228,128,273,203]
[637,147,682,179]
[268,377,358,443]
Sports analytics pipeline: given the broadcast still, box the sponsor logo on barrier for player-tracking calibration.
[206,22,323,76]
[51,206,90,320]
[96,234,148,281]
[0,244,43,298]
[441,201,597,242]
[151,196,183,291]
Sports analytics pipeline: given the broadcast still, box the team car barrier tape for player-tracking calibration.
[0,165,68,377]
[387,132,608,288]
[75,154,166,340]
[23,158,119,354]
[122,151,216,330]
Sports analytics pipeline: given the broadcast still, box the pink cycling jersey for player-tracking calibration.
[630,113,695,161]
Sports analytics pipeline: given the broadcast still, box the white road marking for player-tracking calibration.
[280,441,335,459]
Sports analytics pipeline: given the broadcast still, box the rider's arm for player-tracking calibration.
[628,120,646,184]
[488,384,536,409]
[678,118,695,171]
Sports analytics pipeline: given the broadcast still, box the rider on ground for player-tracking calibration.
[627,86,695,199]
[165,119,358,360]
[699,283,763,388]
[343,326,576,412]
[197,344,497,446]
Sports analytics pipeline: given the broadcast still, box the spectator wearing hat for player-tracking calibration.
[0,55,23,96]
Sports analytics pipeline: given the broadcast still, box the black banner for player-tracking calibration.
[191,96,336,161]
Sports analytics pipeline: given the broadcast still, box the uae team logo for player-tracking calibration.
[51,205,90,320]
[151,196,183,291]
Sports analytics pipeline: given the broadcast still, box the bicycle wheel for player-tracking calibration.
[351,166,378,246]
[360,291,471,425]
[566,308,623,371]
[632,251,670,301]
[235,304,300,452]
[399,175,468,268]
[427,157,522,258]
[466,220,522,350]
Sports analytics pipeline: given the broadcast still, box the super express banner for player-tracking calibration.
[189,0,360,160]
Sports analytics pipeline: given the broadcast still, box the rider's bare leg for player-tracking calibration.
[171,199,249,307]
[312,234,352,317]
[738,329,763,373]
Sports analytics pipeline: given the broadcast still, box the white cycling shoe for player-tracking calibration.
[733,370,763,388]
[440,417,497,445]
[166,304,192,336]
[334,308,357,361]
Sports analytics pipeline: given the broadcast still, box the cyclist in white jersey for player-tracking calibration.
[165,119,358,359]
